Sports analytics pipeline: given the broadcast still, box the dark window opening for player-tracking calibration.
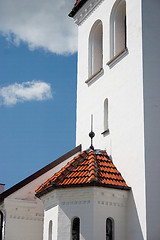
[48,220,52,240]
[72,217,80,240]
[106,218,113,240]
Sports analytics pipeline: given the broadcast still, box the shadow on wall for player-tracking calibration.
[56,190,144,240]
[127,191,144,240]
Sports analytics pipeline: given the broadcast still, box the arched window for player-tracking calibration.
[72,217,80,240]
[0,211,3,240]
[89,20,103,77]
[106,218,114,240]
[48,220,53,240]
[104,98,109,131]
[110,0,126,58]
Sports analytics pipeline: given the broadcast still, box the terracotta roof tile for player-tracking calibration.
[36,149,130,197]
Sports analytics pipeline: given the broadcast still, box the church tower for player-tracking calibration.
[69,0,160,239]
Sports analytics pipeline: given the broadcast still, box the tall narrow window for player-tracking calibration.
[0,211,3,240]
[48,220,53,240]
[89,20,103,77]
[104,98,109,131]
[110,0,126,58]
[106,218,114,240]
[72,217,80,240]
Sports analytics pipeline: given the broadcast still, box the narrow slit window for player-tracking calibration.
[72,217,80,240]
[48,220,53,240]
[104,98,109,131]
[106,218,114,240]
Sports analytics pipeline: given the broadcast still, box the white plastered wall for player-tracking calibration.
[41,187,129,240]
[75,0,146,239]
[43,205,58,240]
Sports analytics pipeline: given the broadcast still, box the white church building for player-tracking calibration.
[1,0,160,239]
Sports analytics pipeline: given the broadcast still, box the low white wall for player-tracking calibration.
[2,198,43,240]
[42,187,129,240]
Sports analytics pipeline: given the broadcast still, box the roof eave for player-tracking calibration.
[0,145,82,203]
[69,0,89,17]
[36,182,131,198]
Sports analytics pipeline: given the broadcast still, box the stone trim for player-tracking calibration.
[97,200,126,207]
[61,200,91,205]
[85,68,104,85]
[73,0,104,25]
[101,129,109,135]
[106,48,128,68]
[9,215,43,221]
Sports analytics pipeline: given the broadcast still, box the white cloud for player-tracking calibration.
[0,81,53,106]
[0,0,77,54]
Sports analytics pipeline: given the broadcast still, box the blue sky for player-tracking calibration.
[0,0,78,190]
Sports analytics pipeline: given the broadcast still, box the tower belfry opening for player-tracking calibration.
[89,20,103,77]
[110,0,127,58]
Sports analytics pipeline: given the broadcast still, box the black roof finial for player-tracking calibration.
[89,114,95,150]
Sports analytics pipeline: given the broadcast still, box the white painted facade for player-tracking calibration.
[41,187,129,240]
[74,0,160,239]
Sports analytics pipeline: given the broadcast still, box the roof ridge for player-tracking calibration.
[88,151,98,183]
[54,151,89,186]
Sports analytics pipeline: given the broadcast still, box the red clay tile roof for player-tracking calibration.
[69,0,89,17]
[36,149,130,197]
